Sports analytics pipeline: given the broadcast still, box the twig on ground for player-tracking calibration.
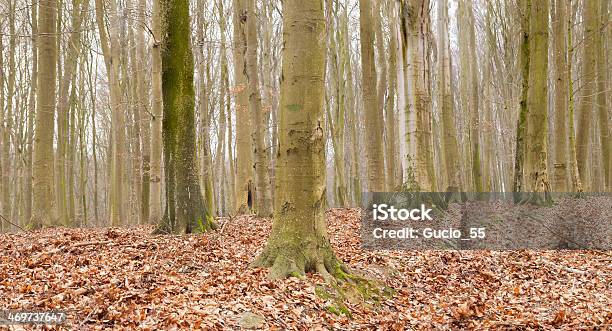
[0,213,25,231]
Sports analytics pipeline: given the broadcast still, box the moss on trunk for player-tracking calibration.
[154,0,216,234]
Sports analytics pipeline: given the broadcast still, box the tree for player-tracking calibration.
[523,0,550,196]
[253,0,344,279]
[458,0,482,192]
[94,0,126,225]
[360,0,385,192]
[552,0,569,192]
[155,0,215,233]
[233,0,254,214]
[437,0,461,191]
[400,0,436,191]
[595,0,610,191]
[576,0,598,190]
[513,0,530,194]
[244,0,272,216]
[149,0,164,224]
[32,0,58,228]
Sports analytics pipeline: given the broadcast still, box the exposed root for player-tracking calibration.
[252,243,394,317]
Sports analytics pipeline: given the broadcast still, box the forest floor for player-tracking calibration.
[0,208,611,330]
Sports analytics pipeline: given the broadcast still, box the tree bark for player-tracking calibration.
[32,0,58,228]
[243,0,273,216]
[156,0,215,233]
[253,0,343,279]
[233,0,254,214]
[576,0,598,191]
[552,0,569,192]
[360,0,385,192]
[523,0,550,197]
[437,0,461,192]
[149,0,164,224]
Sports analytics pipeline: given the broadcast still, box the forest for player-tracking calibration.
[0,0,611,328]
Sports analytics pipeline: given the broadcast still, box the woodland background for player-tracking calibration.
[0,0,610,230]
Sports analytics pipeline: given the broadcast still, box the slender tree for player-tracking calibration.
[437,0,461,191]
[360,0,385,192]
[595,0,610,191]
[552,0,569,192]
[32,0,58,228]
[244,0,272,216]
[149,0,164,224]
[233,0,254,214]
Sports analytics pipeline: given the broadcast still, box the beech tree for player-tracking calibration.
[154,0,215,233]
[360,0,385,192]
[253,0,344,279]
[523,0,550,196]
[31,0,58,228]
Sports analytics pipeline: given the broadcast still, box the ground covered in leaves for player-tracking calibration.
[1,209,611,329]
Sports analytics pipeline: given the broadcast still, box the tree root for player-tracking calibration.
[252,244,394,316]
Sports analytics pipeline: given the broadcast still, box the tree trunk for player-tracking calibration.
[233,0,254,214]
[401,0,436,191]
[513,0,530,193]
[136,0,151,223]
[576,0,598,191]
[32,0,58,228]
[385,0,399,191]
[552,0,569,192]
[523,0,550,197]
[360,0,385,192]
[437,0,461,192]
[243,0,273,216]
[156,0,215,233]
[595,0,610,191]
[95,0,126,225]
[24,1,38,225]
[2,1,16,226]
[149,0,164,224]
[253,0,343,279]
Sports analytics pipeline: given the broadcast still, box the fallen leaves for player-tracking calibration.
[0,208,610,329]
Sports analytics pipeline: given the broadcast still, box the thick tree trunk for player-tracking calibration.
[401,0,436,191]
[156,0,215,233]
[253,0,343,279]
[576,0,598,191]
[32,0,58,228]
[523,0,550,196]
